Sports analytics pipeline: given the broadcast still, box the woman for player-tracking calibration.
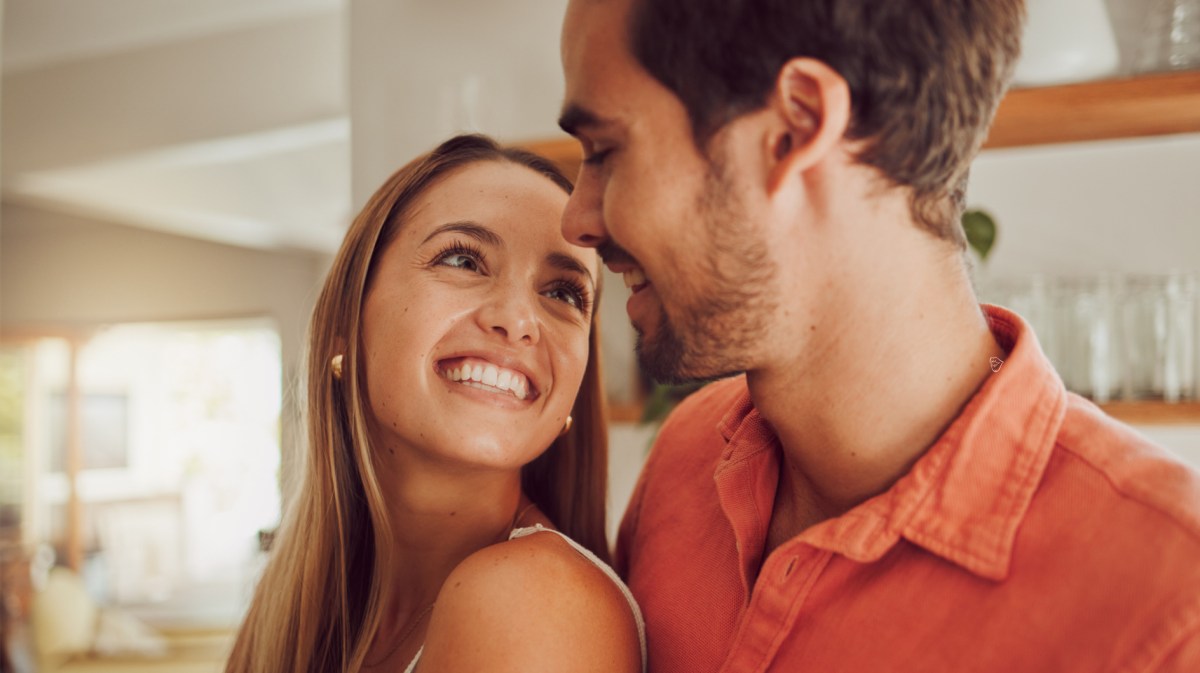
[226,135,644,672]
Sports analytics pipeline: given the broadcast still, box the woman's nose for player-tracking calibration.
[477,288,540,345]
[561,171,608,248]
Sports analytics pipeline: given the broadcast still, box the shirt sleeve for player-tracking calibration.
[614,444,653,581]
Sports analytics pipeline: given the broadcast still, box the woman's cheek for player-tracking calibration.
[566,331,591,391]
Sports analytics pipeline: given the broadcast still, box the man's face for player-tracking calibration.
[559,0,779,384]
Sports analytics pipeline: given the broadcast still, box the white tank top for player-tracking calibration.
[402,525,647,673]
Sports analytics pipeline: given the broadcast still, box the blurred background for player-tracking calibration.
[1,0,1198,670]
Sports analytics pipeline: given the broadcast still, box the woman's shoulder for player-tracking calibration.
[451,526,617,600]
[419,528,641,672]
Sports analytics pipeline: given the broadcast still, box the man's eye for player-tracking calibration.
[582,148,612,167]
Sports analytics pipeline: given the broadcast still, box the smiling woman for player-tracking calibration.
[225,135,644,673]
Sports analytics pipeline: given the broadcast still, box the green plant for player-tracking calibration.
[640,381,707,425]
[962,208,998,262]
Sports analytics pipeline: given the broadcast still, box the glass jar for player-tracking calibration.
[1055,275,1122,403]
[979,274,1060,366]
[1121,272,1197,402]
[1133,0,1200,73]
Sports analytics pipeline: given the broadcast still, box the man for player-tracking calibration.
[557,0,1200,671]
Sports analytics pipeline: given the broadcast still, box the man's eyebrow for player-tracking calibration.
[557,103,609,137]
[547,251,595,290]
[421,222,502,247]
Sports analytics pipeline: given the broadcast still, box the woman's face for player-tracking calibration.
[360,160,598,472]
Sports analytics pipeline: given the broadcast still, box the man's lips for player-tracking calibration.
[597,241,650,293]
[622,267,649,293]
[604,260,650,294]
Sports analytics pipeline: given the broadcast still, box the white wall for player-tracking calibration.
[967,133,1200,279]
[0,203,325,491]
[348,0,567,206]
[2,9,344,181]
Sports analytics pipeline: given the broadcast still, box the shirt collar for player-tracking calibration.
[717,305,1068,581]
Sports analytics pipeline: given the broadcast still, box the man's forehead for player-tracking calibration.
[561,0,636,126]
[562,0,633,70]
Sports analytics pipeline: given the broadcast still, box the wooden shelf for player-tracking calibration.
[1098,401,1200,426]
[520,137,585,178]
[607,399,1200,426]
[521,70,1200,176]
[985,70,1200,148]
[606,401,646,424]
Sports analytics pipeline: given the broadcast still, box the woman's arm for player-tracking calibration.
[417,531,641,673]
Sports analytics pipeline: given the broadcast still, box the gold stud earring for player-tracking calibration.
[559,415,573,437]
[331,354,344,380]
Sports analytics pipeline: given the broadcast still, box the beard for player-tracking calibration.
[631,152,778,385]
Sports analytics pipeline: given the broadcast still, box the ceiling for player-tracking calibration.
[2,0,351,253]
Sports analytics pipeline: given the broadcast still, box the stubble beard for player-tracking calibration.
[636,155,778,385]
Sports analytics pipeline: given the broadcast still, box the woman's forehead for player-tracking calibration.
[405,161,597,272]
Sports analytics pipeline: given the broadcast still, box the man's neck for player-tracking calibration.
[748,240,1003,552]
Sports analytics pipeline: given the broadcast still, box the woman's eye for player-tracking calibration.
[432,243,485,273]
[544,283,589,312]
[439,253,480,272]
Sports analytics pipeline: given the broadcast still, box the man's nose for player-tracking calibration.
[561,172,607,248]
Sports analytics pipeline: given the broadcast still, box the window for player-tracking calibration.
[1,318,283,624]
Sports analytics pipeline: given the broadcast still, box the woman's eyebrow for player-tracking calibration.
[421,221,502,247]
[547,252,595,290]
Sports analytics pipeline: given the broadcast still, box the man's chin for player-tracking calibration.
[635,324,691,385]
[635,315,748,386]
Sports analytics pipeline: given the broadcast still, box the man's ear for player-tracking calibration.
[765,58,851,195]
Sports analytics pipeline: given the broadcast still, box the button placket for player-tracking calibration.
[780,556,799,582]
[720,547,833,673]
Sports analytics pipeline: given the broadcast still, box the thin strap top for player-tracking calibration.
[402,525,647,673]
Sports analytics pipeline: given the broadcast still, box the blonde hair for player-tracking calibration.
[225,135,609,673]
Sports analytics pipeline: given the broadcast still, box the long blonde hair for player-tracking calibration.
[225,135,609,673]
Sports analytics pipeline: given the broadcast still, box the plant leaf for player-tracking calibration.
[962,209,997,262]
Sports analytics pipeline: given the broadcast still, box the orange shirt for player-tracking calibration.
[616,305,1200,672]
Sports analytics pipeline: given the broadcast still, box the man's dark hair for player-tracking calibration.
[628,0,1026,245]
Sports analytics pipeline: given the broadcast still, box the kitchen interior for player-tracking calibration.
[1,0,1198,670]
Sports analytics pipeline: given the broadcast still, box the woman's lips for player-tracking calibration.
[437,356,537,401]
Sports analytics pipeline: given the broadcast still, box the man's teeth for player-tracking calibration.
[623,268,647,289]
[444,360,529,400]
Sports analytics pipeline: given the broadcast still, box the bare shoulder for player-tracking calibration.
[418,530,641,673]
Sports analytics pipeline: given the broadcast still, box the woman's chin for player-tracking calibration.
[428,432,557,472]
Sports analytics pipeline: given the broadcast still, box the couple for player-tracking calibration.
[229,0,1200,671]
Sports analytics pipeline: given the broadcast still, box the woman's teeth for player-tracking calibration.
[623,267,647,289]
[442,360,529,400]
